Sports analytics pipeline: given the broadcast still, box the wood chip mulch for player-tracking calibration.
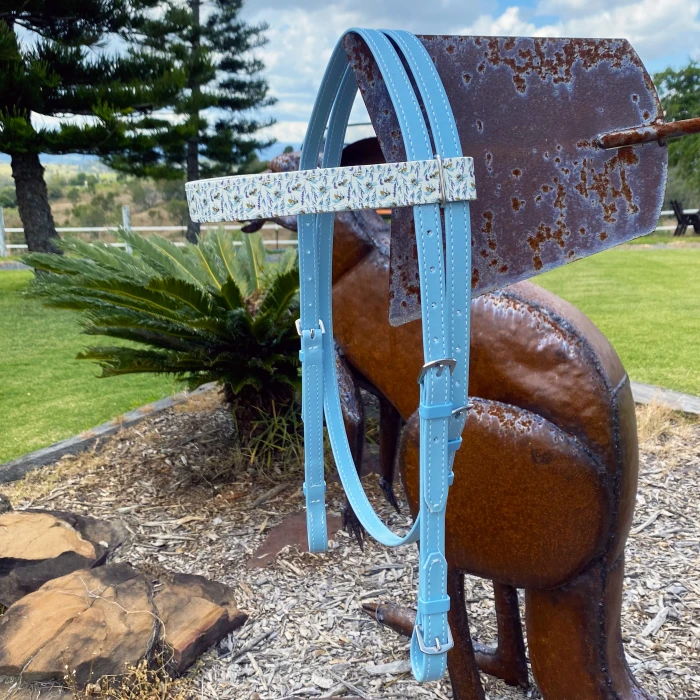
[2,392,699,700]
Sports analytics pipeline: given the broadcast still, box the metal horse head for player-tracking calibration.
[343,34,699,325]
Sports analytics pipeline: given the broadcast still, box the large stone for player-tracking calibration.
[153,572,247,671]
[0,510,127,606]
[0,564,158,687]
[0,564,248,688]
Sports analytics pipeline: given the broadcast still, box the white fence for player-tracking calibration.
[0,205,696,258]
[0,205,297,257]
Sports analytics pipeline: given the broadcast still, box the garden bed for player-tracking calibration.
[1,392,698,700]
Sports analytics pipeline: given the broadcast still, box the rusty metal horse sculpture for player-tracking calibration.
[189,30,700,699]
[249,142,644,698]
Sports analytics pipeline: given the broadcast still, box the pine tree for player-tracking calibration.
[105,0,275,243]
[0,0,181,252]
[655,61,700,195]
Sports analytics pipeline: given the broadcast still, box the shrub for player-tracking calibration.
[164,199,189,226]
[71,193,119,228]
[0,186,17,208]
[47,180,64,201]
[24,230,301,439]
[70,172,88,187]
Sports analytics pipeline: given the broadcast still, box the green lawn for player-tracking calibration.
[626,229,700,245]
[0,271,176,463]
[1,248,698,464]
[535,248,700,396]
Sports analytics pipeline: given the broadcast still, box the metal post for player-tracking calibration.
[0,207,6,258]
[121,205,133,254]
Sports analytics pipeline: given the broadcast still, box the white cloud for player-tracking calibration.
[461,7,537,35]
[460,0,700,62]
[245,0,699,151]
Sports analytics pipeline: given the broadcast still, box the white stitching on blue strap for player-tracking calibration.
[186,28,474,684]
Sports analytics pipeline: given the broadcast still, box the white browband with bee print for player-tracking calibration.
[185,156,476,223]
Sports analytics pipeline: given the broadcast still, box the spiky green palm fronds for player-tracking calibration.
[24,229,301,415]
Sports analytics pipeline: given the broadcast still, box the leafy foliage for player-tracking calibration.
[1,0,183,251]
[655,61,700,196]
[0,2,182,158]
[103,0,275,241]
[23,231,301,429]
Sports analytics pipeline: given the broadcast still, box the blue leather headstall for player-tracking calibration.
[186,27,475,683]
[297,29,474,682]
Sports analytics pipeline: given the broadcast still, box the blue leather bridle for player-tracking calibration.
[298,29,473,682]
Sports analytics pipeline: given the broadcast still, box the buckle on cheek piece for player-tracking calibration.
[418,358,457,384]
[414,624,454,655]
[296,319,326,338]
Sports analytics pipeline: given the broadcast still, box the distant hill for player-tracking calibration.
[0,153,111,173]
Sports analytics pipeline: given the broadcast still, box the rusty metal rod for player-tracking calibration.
[597,117,700,149]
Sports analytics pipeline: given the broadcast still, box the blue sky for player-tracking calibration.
[241,0,700,152]
[4,0,697,167]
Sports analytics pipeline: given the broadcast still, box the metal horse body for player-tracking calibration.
[209,29,700,698]
[332,209,642,700]
[254,142,643,697]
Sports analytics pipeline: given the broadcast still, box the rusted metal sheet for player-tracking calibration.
[343,35,668,326]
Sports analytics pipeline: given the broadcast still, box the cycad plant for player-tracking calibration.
[24,229,301,437]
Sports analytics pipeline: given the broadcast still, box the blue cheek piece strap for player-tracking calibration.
[298,28,472,682]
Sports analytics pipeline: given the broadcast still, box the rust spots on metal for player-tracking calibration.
[575,147,641,222]
[477,37,634,94]
[512,197,525,212]
[463,73,472,84]
[512,169,521,178]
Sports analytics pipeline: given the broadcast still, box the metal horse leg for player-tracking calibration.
[377,394,402,513]
[526,556,652,700]
[334,343,366,545]
[447,569,486,700]
[473,582,529,689]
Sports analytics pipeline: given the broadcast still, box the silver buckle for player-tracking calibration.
[415,624,454,655]
[295,319,325,338]
[417,358,457,384]
[451,402,474,418]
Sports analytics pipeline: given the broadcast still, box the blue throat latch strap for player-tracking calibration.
[186,28,475,683]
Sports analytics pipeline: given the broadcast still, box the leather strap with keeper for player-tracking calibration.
[186,28,476,682]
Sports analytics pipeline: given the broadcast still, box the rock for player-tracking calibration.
[0,510,128,606]
[0,564,248,687]
[0,564,159,687]
[247,511,343,569]
[364,658,413,675]
[153,572,247,671]
[0,494,11,514]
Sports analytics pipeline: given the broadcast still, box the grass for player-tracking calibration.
[0,270,176,463]
[1,247,698,463]
[535,247,700,396]
[625,228,700,245]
